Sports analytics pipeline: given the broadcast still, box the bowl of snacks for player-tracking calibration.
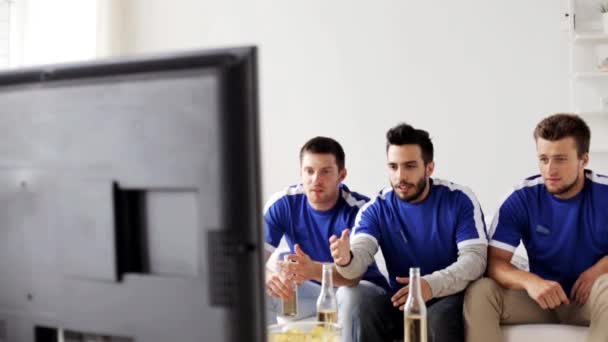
[268,321,341,342]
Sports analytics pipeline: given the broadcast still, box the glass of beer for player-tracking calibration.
[277,252,298,318]
[403,267,427,342]
[316,263,338,324]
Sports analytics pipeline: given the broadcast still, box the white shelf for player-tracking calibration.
[569,0,608,134]
[575,109,608,116]
[573,71,608,79]
[574,32,608,44]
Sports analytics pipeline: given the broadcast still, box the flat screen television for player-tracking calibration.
[0,47,265,342]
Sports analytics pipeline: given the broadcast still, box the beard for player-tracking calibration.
[546,172,580,196]
[393,175,428,203]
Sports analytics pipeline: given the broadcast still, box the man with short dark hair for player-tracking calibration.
[264,136,389,341]
[464,113,608,342]
[330,123,487,342]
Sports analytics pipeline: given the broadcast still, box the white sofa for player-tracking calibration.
[268,242,590,341]
[503,324,587,341]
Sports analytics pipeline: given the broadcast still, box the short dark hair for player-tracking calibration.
[386,123,434,164]
[533,113,591,158]
[299,136,345,170]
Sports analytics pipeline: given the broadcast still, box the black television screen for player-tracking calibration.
[0,47,265,342]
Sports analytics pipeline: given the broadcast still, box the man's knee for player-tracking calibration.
[336,285,361,306]
[593,274,608,291]
[464,278,501,309]
[265,293,280,324]
[336,285,360,322]
[336,282,384,309]
[591,274,608,303]
[424,294,465,342]
[467,278,500,296]
[428,293,465,329]
[350,294,394,341]
[349,291,388,319]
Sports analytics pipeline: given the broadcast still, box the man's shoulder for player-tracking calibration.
[367,186,392,202]
[263,184,305,213]
[359,187,394,211]
[432,178,470,193]
[431,178,481,204]
[504,175,545,201]
[339,183,369,209]
[586,170,608,191]
[488,175,545,215]
[514,174,544,191]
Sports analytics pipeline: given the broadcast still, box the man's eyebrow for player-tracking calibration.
[538,154,568,158]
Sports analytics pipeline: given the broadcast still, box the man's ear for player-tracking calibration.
[426,161,435,177]
[581,153,590,168]
[339,167,347,182]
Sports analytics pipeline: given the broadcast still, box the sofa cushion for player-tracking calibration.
[502,324,587,341]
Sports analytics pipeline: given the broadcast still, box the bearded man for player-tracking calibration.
[329,123,488,342]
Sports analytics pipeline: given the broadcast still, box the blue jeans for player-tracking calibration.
[266,280,386,342]
[352,291,465,342]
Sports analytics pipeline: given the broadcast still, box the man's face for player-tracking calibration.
[536,137,588,197]
[387,144,434,203]
[301,152,345,208]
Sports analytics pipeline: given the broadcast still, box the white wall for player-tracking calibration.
[111,0,572,217]
[16,0,97,67]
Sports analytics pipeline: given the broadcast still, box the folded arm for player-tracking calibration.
[488,246,570,309]
[422,243,487,298]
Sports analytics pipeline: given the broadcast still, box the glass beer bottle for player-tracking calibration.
[279,252,298,318]
[404,267,427,342]
[316,263,338,323]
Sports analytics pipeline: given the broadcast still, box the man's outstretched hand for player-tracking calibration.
[329,229,351,266]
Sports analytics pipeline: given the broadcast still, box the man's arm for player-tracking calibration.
[264,249,275,282]
[284,244,361,287]
[264,249,294,300]
[331,232,378,280]
[422,243,487,298]
[488,246,570,309]
[487,246,536,290]
[487,190,545,291]
[422,187,488,298]
[294,262,361,287]
[310,262,361,287]
[331,198,382,281]
[263,192,298,299]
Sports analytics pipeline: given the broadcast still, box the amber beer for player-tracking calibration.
[281,291,298,317]
[403,267,427,342]
[317,309,338,324]
[404,314,427,342]
[316,263,338,323]
[279,253,298,317]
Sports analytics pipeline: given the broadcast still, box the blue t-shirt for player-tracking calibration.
[264,183,390,291]
[490,170,608,295]
[352,178,487,293]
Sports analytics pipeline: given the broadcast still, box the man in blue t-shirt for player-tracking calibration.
[330,123,488,342]
[464,114,608,342]
[264,136,389,341]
